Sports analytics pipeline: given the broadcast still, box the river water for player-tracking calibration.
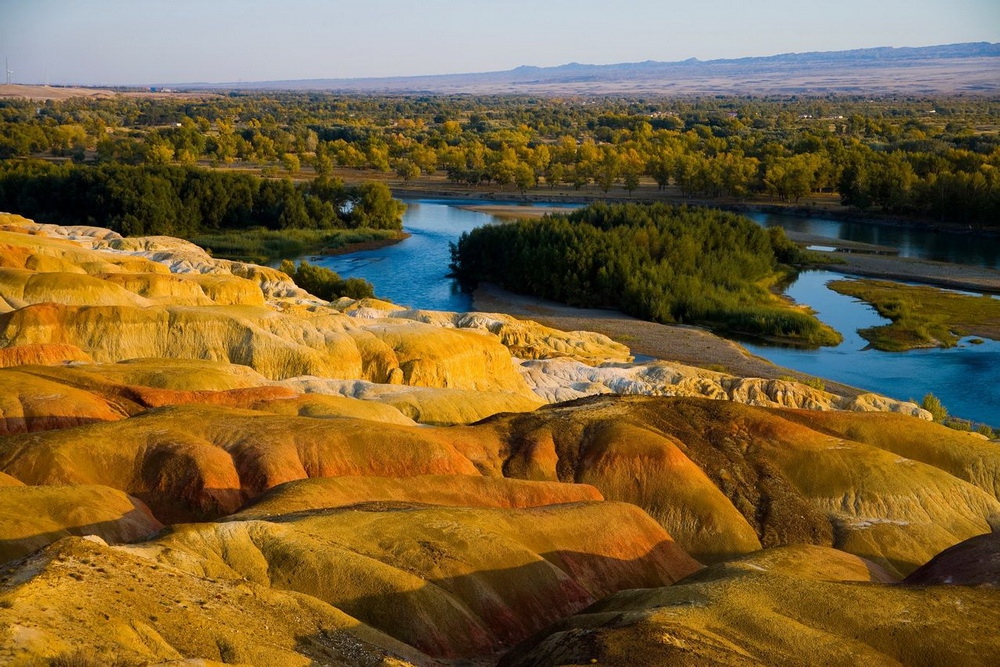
[317,200,1000,424]
[740,271,1000,423]
[318,200,581,312]
[746,212,1000,269]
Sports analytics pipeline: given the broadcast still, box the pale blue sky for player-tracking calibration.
[2,0,998,85]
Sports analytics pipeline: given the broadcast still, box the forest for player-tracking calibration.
[0,93,997,227]
[0,160,404,238]
[450,202,841,345]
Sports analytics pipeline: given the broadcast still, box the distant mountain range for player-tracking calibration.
[177,42,1000,95]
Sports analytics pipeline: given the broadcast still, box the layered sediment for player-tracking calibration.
[0,212,995,665]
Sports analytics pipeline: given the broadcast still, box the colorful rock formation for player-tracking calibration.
[0,213,996,664]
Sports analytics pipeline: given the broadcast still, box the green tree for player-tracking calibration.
[395,160,420,182]
[146,143,175,165]
[513,162,536,193]
[349,182,406,229]
[623,170,641,193]
[281,152,301,175]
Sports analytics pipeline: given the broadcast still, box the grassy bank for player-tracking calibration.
[829,279,1000,351]
[190,227,407,264]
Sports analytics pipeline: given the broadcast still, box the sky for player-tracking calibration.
[1,0,998,86]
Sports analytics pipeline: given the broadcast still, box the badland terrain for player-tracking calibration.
[0,210,997,665]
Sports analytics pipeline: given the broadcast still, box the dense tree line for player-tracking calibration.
[450,202,840,346]
[0,160,404,237]
[1,93,997,226]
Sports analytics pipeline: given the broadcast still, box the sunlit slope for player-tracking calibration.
[2,397,995,575]
[126,501,698,658]
[0,404,483,522]
[504,543,1000,666]
[467,396,1000,575]
[0,536,429,666]
[0,483,162,562]
[233,474,605,518]
[0,498,697,663]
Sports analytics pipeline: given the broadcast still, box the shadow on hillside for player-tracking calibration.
[0,414,115,435]
[0,511,162,564]
[284,542,693,660]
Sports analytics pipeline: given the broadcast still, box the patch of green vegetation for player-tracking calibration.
[0,162,404,236]
[976,423,998,439]
[279,259,374,301]
[921,393,948,422]
[451,202,842,347]
[828,279,1000,351]
[801,250,848,267]
[191,227,403,263]
[779,374,826,391]
[914,394,994,435]
[940,417,998,439]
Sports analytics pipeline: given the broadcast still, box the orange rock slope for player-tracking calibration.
[2,397,996,576]
[0,213,998,664]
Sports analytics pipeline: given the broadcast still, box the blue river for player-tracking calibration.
[317,200,1000,424]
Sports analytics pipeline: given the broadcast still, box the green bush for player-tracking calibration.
[279,259,375,301]
[921,393,948,422]
[779,374,826,391]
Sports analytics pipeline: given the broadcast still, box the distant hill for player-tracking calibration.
[178,42,1000,95]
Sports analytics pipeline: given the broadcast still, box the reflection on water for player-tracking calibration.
[316,200,999,424]
[746,212,1000,269]
[742,271,1000,424]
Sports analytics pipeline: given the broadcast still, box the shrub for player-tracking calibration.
[279,259,375,301]
[778,374,826,391]
[921,393,948,422]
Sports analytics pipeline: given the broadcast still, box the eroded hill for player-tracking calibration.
[0,213,996,665]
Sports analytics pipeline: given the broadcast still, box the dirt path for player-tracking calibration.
[472,283,863,396]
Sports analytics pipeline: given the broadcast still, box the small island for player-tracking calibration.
[829,278,1000,351]
[451,201,842,347]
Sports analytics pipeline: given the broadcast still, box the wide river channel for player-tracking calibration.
[317,200,1000,424]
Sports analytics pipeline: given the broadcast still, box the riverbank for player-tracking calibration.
[316,198,997,422]
[456,205,570,219]
[825,253,1000,294]
[192,228,407,264]
[320,232,410,257]
[472,282,863,397]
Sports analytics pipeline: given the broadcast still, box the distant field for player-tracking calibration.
[0,84,217,101]
[0,84,117,100]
